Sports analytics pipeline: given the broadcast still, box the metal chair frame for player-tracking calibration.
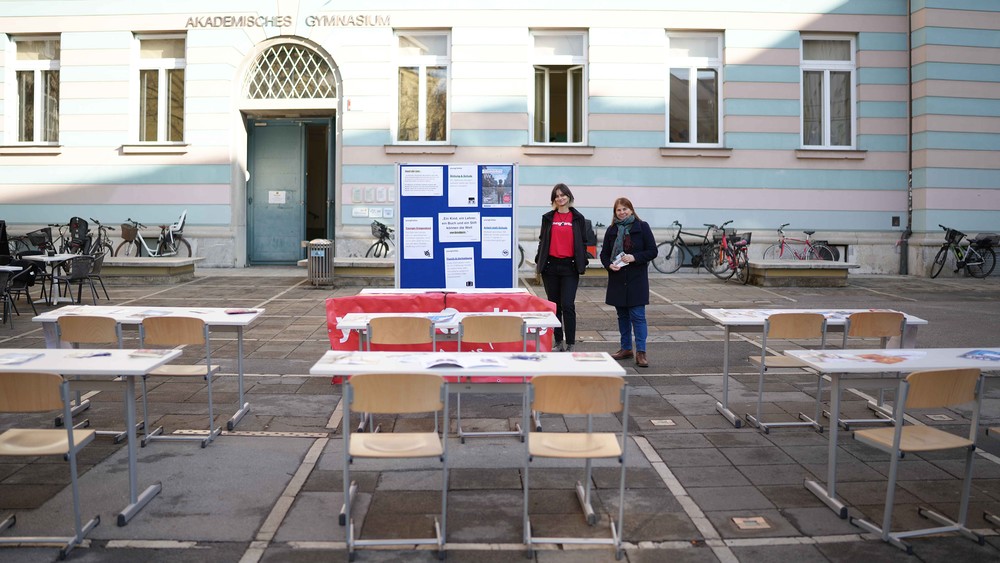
[456,315,528,442]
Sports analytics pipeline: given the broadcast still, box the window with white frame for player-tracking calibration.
[801,36,855,148]
[12,37,60,143]
[667,33,722,145]
[531,31,587,144]
[396,31,449,143]
[137,35,185,143]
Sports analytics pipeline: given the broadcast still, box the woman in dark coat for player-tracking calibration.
[600,197,657,367]
[535,183,589,351]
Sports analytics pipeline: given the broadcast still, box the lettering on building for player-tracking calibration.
[183,14,390,29]
[305,14,390,27]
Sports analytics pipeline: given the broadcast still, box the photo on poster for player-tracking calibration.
[481,165,513,208]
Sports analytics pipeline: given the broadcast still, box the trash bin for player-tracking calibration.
[307,239,334,286]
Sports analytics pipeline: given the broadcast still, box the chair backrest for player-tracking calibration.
[66,255,95,280]
[765,312,826,340]
[904,368,980,410]
[367,316,434,349]
[531,375,625,415]
[90,252,105,275]
[845,311,905,340]
[0,271,10,294]
[141,316,206,346]
[9,260,38,288]
[57,315,120,346]
[348,373,444,414]
[458,315,526,351]
[0,372,64,413]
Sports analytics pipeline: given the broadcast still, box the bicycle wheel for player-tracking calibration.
[115,240,142,257]
[761,244,783,260]
[158,237,192,258]
[518,245,525,268]
[92,242,114,258]
[9,238,29,257]
[707,245,734,279]
[809,244,835,261]
[736,250,751,285]
[965,246,996,278]
[652,241,683,274]
[366,241,388,258]
[929,246,949,278]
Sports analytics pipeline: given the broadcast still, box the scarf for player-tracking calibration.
[612,215,635,257]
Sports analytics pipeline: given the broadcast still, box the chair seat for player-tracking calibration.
[855,425,974,453]
[529,432,621,459]
[749,355,809,368]
[0,428,96,456]
[149,364,220,377]
[350,432,443,458]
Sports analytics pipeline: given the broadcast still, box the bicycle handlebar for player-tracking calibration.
[89,218,115,230]
[779,222,790,230]
[125,218,148,230]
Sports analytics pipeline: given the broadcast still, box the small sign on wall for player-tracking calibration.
[351,207,369,218]
[268,190,286,204]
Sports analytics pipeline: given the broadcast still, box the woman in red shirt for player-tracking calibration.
[534,183,589,351]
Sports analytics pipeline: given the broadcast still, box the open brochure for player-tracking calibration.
[0,352,42,365]
[572,352,606,361]
[612,252,627,268]
[960,349,1000,361]
[129,349,174,358]
[416,355,506,369]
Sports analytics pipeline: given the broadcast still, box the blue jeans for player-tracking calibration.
[615,305,647,352]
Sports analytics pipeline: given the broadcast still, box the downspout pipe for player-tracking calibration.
[899,0,913,275]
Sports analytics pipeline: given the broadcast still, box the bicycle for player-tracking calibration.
[716,231,752,284]
[87,218,116,258]
[114,211,192,257]
[652,220,728,274]
[761,223,834,261]
[57,217,90,255]
[366,220,394,258]
[929,224,997,278]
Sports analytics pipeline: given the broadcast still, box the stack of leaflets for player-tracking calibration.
[0,352,42,365]
[129,349,174,358]
[612,252,627,268]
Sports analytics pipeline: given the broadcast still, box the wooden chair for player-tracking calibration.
[851,368,985,554]
[341,373,448,560]
[57,315,140,443]
[824,311,906,429]
[746,312,827,433]
[139,316,220,448]
[456,315,527,442]
[0,372,100,559]
[360,316,436,433]
[523,375,628,560]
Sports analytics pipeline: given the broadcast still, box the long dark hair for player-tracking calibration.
[550,183,575,209]
[611,197,641,223]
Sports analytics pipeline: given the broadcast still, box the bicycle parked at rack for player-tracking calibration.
[652,220,728,274]
[713,228,752,284]
[366,220,394,258]
[114,211,191,257]
[87,218,116,258]
[761,223,834,261]
[929,224,996,278]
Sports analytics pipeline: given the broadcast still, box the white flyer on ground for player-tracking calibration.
[448,164,478,207]
[438,212,480,243]
[400,165,444,197]
[444,247,475,289]
[481,216,513,259]
[403,217,434,259]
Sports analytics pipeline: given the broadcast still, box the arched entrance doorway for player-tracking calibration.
[240,38,340,264]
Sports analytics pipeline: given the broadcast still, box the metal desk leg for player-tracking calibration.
[118,375,162,526]
[805,372,848,518]
[715,327,742,428]
[227,327,250,431]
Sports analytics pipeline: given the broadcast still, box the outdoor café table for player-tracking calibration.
[20,253,77,304]
[337,310,560,350]
[785,347,1000,519]
[32,305,263,430]
[0,347,180,525]
[700,308,928,428]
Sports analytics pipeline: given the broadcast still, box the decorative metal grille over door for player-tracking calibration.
[245,43,336,99]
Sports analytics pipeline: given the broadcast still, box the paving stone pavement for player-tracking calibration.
[1,268,999,562]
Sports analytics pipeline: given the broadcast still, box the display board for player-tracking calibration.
[396,163,517,289]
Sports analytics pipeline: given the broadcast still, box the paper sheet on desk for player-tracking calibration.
[796,350,926,366]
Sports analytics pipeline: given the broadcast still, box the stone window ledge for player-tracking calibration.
[121,143,190,155]
[0,145,62,156]
[384,145,457,155]
[795,149,866,160]
[660,147,732,158]
[521,145,595,156]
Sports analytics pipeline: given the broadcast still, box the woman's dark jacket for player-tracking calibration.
[600,219,657,307]
[535,207,589,275]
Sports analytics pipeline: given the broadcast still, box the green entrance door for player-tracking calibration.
[248,120,306,264]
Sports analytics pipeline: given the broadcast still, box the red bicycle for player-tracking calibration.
[761,223,834,261]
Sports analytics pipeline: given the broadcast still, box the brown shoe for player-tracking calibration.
[636,351,648,368]
[611,349,633,360]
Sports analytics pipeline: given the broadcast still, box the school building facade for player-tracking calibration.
[1,0,997,274]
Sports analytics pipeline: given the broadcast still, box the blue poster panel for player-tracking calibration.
[396,163,517,289]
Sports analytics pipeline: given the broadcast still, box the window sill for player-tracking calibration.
[521,145,595,156]
[660,147,732,158]
[384,145,457,155]
[795,148,866,160]
[0,145,62,156]
[120,143,190,155]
